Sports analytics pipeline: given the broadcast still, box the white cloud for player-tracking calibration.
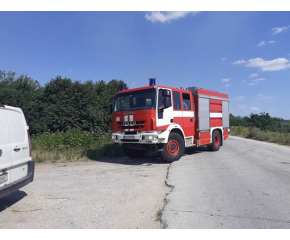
[222,78,231,82]
[232,57,290,71]
[235,96,244,101]
[258,41,266,47]
[225,84,231,87]
[248,77,266,86]
[272,26,288,35]
[248,82,259,86]
[232,60,246,65]
[222,57,227,61]
[251,107,261,112]
[253,78,266,82]
[245,57,290,71]
[145,11,199,23]
[238,104,247,110]
[257,94,277,99]
[250,73,258,78]
[258,40,276,47]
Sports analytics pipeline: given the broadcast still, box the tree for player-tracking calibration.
[42,76,127,136]
[229,113,249,127]
[42,76,83,132]
[1,70,128,136]
[0,70,45,134]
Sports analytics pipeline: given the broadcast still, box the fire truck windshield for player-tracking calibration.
[114,88,156,112]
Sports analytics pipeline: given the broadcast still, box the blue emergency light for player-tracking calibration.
[120,84,125,90]
[149,78,156,86]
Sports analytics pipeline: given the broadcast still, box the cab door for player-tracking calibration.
[156,88,174,130]
[181,92,195,137]
[5,107,30,182]
[0,107,12,186]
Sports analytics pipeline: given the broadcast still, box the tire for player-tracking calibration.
[208,130,221,151]
[160,132,185,163]
[122,144,146,158]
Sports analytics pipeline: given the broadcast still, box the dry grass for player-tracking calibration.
[230,126,290,146]
[32,147,88,163]
[31,131,124,163]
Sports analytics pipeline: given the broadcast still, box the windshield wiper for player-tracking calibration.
[131,106,154,110]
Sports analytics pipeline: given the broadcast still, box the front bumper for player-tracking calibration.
[0,161,35,199]
[112,132,164,144]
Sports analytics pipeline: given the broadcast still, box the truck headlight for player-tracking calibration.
[142,135,158,140]
[112,135,118,140]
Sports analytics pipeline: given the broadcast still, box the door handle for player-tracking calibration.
[190,119,193,122]
[14,147,20,152]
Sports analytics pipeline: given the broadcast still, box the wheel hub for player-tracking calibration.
[167,140,179,156]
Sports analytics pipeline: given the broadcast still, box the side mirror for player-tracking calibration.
[162,89,170,97]
[163,97,171,108]
[162,89,171,108]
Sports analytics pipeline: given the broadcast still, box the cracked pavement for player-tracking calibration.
[161,136,290,228]
[1,135,290,229]
[0,158,170,229]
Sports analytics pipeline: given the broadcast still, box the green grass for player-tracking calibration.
[32,126,290,163]
[31,129,124,163]
[230,126,290,146]
[155,209,163,221]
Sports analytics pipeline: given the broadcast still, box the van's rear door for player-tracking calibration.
[0,107,12,186]
[5,107,31,182]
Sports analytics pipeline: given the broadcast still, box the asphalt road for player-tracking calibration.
[0,158,170,229]
[1,135,290,229]
[161,135,290,228]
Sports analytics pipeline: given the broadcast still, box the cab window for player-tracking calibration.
[173,91,181,110]
[182,93,191,110]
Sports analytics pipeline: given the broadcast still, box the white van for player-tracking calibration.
[0,104,34,198]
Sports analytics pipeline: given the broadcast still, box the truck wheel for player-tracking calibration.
[161,132,185,163]
[122,144,146,158]
[208,130,221,151]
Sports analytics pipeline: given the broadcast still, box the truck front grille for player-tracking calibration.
[124,131,137,135]
[121,139,139,142]
[117,121,145,131]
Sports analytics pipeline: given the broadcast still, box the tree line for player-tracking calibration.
[230,112,290,133]
[2,70,289,137]
[0,70,127,137]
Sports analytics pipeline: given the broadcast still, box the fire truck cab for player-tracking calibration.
[111,78,229,162]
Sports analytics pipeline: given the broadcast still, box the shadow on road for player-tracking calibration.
[0,190,27,212]
[184,146,209,156]
[91,146,208,166]
[92,153,169,166]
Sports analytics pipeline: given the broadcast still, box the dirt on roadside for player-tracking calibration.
[0,157,171,229]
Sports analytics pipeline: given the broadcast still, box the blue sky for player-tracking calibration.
[1,11,290,119]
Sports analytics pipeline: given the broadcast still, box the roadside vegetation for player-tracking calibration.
[230,114,290,146]
[0,70,126,163]
[31,130,124,163]
[1,70,290,163]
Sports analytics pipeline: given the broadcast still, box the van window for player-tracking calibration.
[6,109,26,143]
[0,109,10,145]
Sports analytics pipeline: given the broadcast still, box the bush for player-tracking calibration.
[31,130,124,163]
[31,129,95,150]
[230,126,290,146]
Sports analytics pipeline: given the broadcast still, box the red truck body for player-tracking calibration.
[111,79,229,162]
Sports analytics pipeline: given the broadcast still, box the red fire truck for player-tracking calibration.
[111,78,230,162]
